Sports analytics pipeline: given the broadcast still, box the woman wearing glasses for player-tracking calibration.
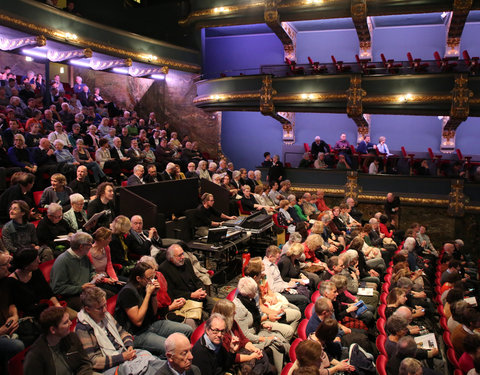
[114,262,192,357]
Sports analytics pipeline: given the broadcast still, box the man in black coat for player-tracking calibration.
[158,244,215,314]
[192,314,236,375]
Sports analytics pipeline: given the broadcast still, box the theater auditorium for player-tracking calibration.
[1,0,480,374]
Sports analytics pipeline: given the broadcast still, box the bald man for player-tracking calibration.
[158,333,200,375]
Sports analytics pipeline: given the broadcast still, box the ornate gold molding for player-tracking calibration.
[260,75,277,115]
[193,92,260,105]
[0,13,200,72]
[179,2,264,26]
[345,171,359,200]
[276,93,347,102]
[346,74,366,117]
[450,74,473,119]
[448,179,466,216]
[363,95,450,103]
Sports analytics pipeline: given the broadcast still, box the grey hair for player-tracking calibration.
[70,232,93,250]
[47,202,62,215]
[209,162,217,169]
[237,277,258,298]
[133,164,144,173]
[166,244,182,262]
[396,277,413,290]
[288,232,303,244]
[368,218,378,225]
[232,170,241,179]
[403,237,416,252]
[338,252,351,266]
[319,280,336,296]
[69,193,85,205]
[166,162,176,171]
[386,315,408,335]
[80,286,106,308]
[287,194,296,202]
[205,313,226,331]
[139,255,158,270]
[165,332,190,354]
[53,139,64,147]
[345,249,358,262]
[397,336,417,358]
[399,358,422,375]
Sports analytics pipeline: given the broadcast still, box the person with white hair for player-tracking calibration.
[161,162,177,181]
[63,193,87,231]
[127,164,145,186]
[48,122,72,149]
[233,277,291,372]
[195,160,211,181]
[36,202,73,254]
[160,333,200,375]
[207,162,217,177]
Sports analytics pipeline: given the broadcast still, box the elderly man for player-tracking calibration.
[158,333,200,375]
[263,245,309,315]
[158,244,215,315]
[75,287,164,374]
[32,137,58,178]
[127,139,145,164]
[48,122,72,149]
[24,306,92,375]
[192,313,237,375]
[0,252,25,373]
[127,164,145,186]
[36,202,73,255]
[129,215,163,257]
[302,192,320,219]
[311,135,330,160]
[50,232,103,311]
[305,296,335,336]
[161,162,176,181]
[385,192,400,223]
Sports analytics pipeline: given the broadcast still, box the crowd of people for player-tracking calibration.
[274,134,480,181]
[1,67,480,375]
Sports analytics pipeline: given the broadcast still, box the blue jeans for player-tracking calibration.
[0,336,24,374]
[134,320,193,357]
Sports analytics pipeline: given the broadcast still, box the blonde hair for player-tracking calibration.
[286,242,304,257]
[212,299,235,331]
[110,215,131,234]
[305,234,324,250]
[310,221,324,234]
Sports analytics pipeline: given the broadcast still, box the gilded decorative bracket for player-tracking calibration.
[446,0,472,57]
[444,73,473,132]
[351,0,372,59]
[264,0,296,60]
[346,74,369,134]
[448,179,466,217]
[345,171,360,200]
[439,116,456,154]
[277,112,295,144]
[260,74,276,116]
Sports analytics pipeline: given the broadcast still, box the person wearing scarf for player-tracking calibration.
[75,286,164,375]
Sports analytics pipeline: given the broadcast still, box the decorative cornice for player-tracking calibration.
[0,13,200,73]
[193,93,261,105]
[179,2,264,26]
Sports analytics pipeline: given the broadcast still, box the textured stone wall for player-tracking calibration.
[73,67,221,159]
[0,50,45,78]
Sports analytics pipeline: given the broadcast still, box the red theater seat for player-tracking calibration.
[39,259,55,284]
[376,335,387,356]
[298,319,308,340]
[376,355,388,375]
[289,338,302,362]
[190,322,206,345]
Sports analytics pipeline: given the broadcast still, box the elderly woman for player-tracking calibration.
[113,262,192,357]
[9,247,65,319]
[233,276,290,373]
[95,138,121,184]
[109,215,135,275]
[73,138,109,184]
[39,173,73,211]
[2,200,53,260]
[314,152,327,169]
[75,287,164,375]
[7,133,38,174]
[97,117,112,137]
[212,299,273,374]
[139,255,196,330]
[254,170,263,187]
[277,242,320,290]
[196,160,211,180]
[87,182,115,230]
[53,139,78,180]
[36,202,73,254]
[347,237,385,278]
[303,234,327,264]
[63,193,87,232]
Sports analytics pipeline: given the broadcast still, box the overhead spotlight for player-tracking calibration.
[60,67,65,74]
[305,0,323,4]
[151,74,165,80]
[22,49,47,58]
[25,56,33,62]
[213,6,230,13]
[441,12,448,20]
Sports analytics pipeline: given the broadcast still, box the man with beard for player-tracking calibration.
[158,244,215,315]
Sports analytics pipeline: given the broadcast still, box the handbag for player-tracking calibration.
[173,300,203,320]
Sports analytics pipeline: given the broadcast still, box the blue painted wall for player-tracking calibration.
[205,23,480,169]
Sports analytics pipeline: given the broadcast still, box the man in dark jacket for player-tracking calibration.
[192,314,236,375]
[24,306,93,375]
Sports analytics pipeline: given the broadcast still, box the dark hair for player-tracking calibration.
[11,247,38,269]
[315,318,338,343]
[39,306,67,335]
[129,262,153,285]
[18,172,35,187]
[10,200,30,223]
[464,332,480,354]
[386,288,406,305]
[96,182,114,198]
[448,260,461,269]
[263,152,270,158]
[392,253,407,265]
[296,340,323,367]
[99,138,109,147]
[379,214,388,224]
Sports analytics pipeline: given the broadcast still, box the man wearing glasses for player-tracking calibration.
[50,232,103,311]
[192,313,238,375]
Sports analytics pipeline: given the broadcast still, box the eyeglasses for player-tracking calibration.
[88,304,107,311]
[208,328,226,335]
